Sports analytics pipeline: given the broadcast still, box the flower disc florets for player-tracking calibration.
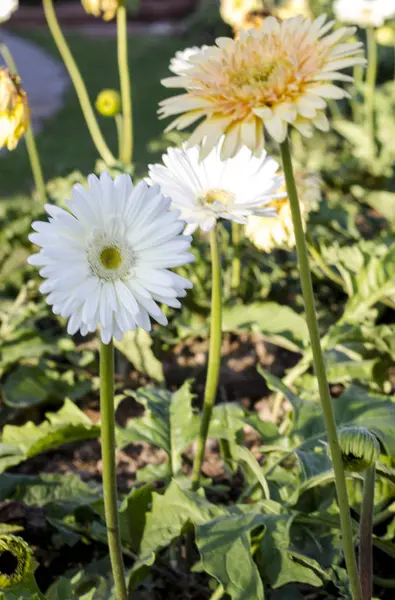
[28,172,193,344]
[159,14,366,159]
[148,140,284,234]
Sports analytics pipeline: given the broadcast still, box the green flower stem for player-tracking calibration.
[279,137,361,600]
[100,340,127,600]
[359,465,376,600]
[231,221,241,290]
[117,4,133,165]
[115,114,124,161]
[192,225,222,490]
[0,43,47,203]
[366,27,378,146]
[42,0,116,166]
[24,128,47,203]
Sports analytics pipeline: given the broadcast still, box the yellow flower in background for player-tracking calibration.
[245,171,320,252]
[0,67,29,151]
[220,0,264,28]
[159,15,365,159]
[276,0,312,20]
[81,0,121,21]
[95,89,121,116]
[376,25,395,46]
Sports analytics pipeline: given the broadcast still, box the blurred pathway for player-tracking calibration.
[0,30,69,134]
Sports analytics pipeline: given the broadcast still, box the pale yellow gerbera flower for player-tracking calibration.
[0,67,29,151]
[159,15,365,159]
[220,0,264,29]
[81,0,121,21]
[245,171,320,252]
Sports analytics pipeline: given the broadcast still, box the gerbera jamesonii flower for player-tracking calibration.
[28,172,193,344]
[0,67,29,151]
[0,0,18,23]
[333,0,395,29]
[159,14,366,159]
[148,140,284,235]
[246,170,321,252]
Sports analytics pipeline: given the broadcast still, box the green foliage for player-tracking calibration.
[0,401,99,473]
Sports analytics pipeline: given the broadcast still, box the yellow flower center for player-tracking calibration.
[232,64,276,87]
[269,195,289,212]
[201,188,235,206]
[100,247,123,270]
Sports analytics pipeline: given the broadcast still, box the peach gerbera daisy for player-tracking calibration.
[159,15,365,159]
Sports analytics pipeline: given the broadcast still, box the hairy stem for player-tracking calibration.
[366,27,377,147]
[191,226,222,490]
[117,5,133,164]
[100,340,128,600]
[359,465,376,600]
[280,137,361,600]
[43,0,116,165]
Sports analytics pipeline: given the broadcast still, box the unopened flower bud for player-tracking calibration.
[81,0,122,21]
[95,89,121,117]
[336,427,380,473]
[0,535,33,588]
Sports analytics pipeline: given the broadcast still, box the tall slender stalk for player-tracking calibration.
[191,225,222,490]
[100,340,127,600]
[359,465,376,600]
[231,221,241,290]
[0,43,47,202]
[366,27,378,146]
[117,4,133,164]
[42,0,116,166]
[279,137,361,600]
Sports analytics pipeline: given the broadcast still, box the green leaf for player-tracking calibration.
[116,381,199,476]
[0,400,99,473]
[118,485,152,552]
[0,329,58,374]
[196,510,266,600]
[133,480,267,600]
[0,574,45,599]
[209,402,246,443]
[262,372,395,455]
[235,446,270,499]
[222,302,308,351]
[358,190,395,226]
[341,243,395,321]
[114,329,164,382]
[258,517,326,589]
[2,365,91,409]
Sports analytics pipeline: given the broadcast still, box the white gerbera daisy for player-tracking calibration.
[28,172,193,344]
[148,141,284,235]
[0,0,18,23]
[169,46,208,76]
[334,0,395,29]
